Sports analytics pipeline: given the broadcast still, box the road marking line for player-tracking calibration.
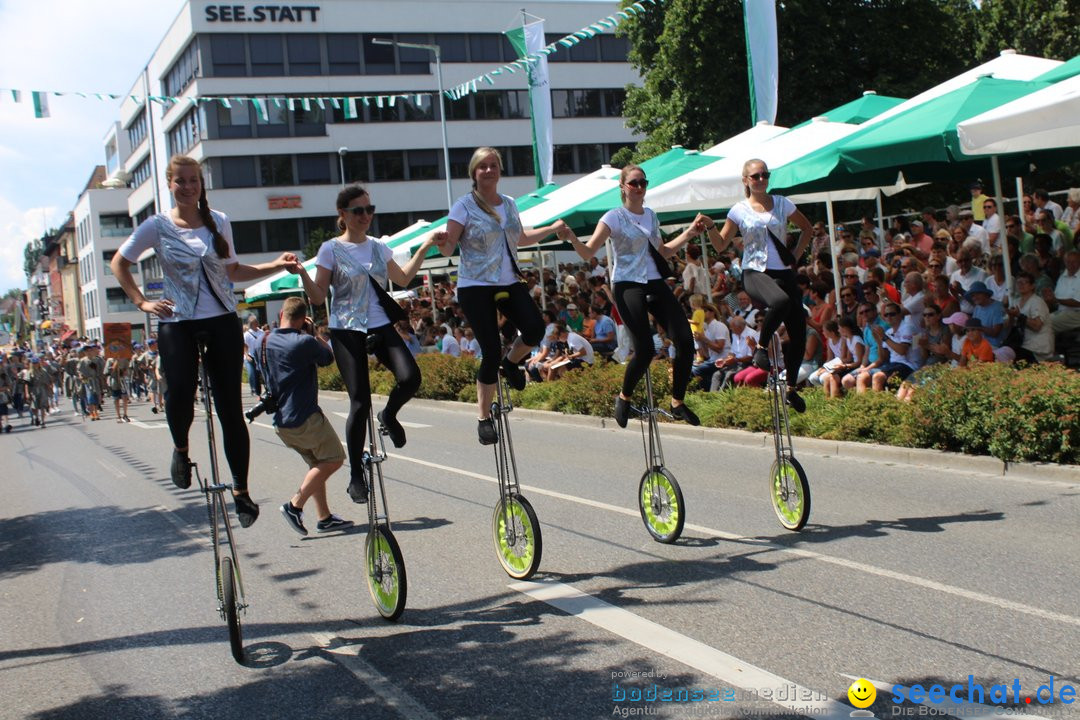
[388,453,1080,629]
[96,458,127,478]
[129,420,168,429]
[512,579,851,719]
[311,631,439,720]
[331,411,429,428]
[840,674,1043,718]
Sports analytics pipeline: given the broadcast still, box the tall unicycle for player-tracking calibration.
[633,362,685,543]
[190,333,248,665]
[361,336,407,621]
[766,334,810,531]
[488,309,543,579]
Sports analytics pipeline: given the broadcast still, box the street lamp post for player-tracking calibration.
[372,38,453,211]
[338,146,348,187]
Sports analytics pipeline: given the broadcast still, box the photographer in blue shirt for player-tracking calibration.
[259,297,352,535]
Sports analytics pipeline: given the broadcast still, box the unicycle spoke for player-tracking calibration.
[366,525,407,621]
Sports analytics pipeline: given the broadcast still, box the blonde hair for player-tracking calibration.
[166,155,230,259]
[619,164,644,203]
[468,147,503,222]
[742,158,768,198]
[689,293,704,309]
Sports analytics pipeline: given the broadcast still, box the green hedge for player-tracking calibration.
[317,354,1080,465]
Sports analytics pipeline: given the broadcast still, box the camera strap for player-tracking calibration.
[259,332,279,399]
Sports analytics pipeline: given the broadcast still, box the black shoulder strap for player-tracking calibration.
[259,332,278,398]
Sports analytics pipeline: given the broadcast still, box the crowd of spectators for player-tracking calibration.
[390,183,1080,400]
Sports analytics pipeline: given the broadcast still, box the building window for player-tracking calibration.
[232,221,263,254]
[509,146,534,177]
[599,35,630,62]
[545,34,568,63]
[293,102,325,136]
[166,107,201,156]
[100,214,133,238]
[469,34,504,63]
[402,95,434,122]
[216,102,252,138]
[444,96,472,121]
[164,39,200,97]
[260,155,294,186]
[396,34,432,74]
[221,156,257,188]
[374,212,410,238]
[448,147,472,179]
[368,102,401,123]
[602,89,626,117]
[569,39,598,63]
[134,204,154,226]
[296,154,331,185]
[210,34,247,76]
[130,157,152,188]
[371,151,405,181]
[102,250,138,277]
[407,149,440,180]
[507,90,531,119]
[265,219,300,251]
[327,34,361,75]
[363,34,395,74]
[554,145,575,174]
[287,34,321,75]
[126,110,148,149]
[255,101,289,138]
[106,287,139,313]
[578,144,605,173]
[250,34,284,76]
[475,91,505,120]
[434,33,467,62]
[341,153,369,183]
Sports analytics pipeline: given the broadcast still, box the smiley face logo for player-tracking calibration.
[848,678,876,708]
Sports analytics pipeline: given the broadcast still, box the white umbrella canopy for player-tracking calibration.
[957,73,1080,155]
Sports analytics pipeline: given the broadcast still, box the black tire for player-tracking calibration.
[638,467,685,543]
[770,456,810,531]
[366,526,407,621]
[220,556,244,664]
[492,494,543,579]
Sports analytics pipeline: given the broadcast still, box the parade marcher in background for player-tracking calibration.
[702,158,814,412]
[111,153,298,528]
[436,147,568,444]
[293,183,439,502]
[0,355,15,433]
[22,356,53,428]
[243,315,264,397]
[563,163,706,427]
[263,297,353,535]
[150,340,166,414]
[78,343,104,421]
[105,354,131,423]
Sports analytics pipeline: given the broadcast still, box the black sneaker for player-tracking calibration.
[752,347,771,371]
[500,355,526,391]
[170,449,192,489]
[280,502,308,536]
[671,402,700,426]
[786,388,806,414]
[234,493,260,528]
[316,515,354,533]
[614,395,630,428]
[151,406,159,414]
[347,473,369,504]
[477,417,498,445]
[378,409,406,449]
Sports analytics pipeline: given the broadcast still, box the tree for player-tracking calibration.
[616,0,980,164]
[23,240,43,280]
[973,0,1080,61]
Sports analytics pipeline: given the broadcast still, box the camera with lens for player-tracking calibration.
[245,391,278,423]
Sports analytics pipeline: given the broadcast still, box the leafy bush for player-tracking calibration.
[317,353,1079,465]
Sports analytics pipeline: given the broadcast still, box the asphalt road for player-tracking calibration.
[2,391,1078,720]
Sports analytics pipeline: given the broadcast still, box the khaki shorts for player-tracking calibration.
[275,411,345,468]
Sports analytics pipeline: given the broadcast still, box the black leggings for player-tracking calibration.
[614,279,694,401]
[158,313,250,491]
[457,282,546,384]
[742,268,806,387]
[331,324,420,477]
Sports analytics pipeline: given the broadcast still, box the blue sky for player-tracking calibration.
[0,0,187,295]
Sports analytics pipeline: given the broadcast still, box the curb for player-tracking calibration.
[325,390,1079,485]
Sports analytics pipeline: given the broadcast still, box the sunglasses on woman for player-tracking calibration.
[747,172,771,181]
[345,205,377,216]
[625,179,648,189]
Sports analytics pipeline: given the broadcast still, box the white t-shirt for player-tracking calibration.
[727,196,797,271]
[701,318,731,362]
[682,262,710,296]
[983,213,1002,240]
[119,212,239,323]
[846,334,866,363]
[599,208,662,281]
[464,337,482,357]
[441,333,461,357]
[449,199,517,288]
[243,327,264,358]
[316,237,394,330]
[902,290,925,330]
[729,326,758,359]
[566,331,594,364]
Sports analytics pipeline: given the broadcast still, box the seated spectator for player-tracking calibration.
[1033,233,1064,282]
[1046,250,1080,337]
[687,293,706,335]
[1018,253,1055,295]
[808,319,842,388]
[869,266,901,305]
[437,326,460,357]
[984,255,1009,302]
[396,321,421,357]
[691,304,730,391]
[711,314,757,391]
[798,323,824,385]
[460,327,481,358]
[544,322,594,382]
[964,281,1011,362]
[682,244,710,298]
[731,290,758,327]
[807,281,835,335]
[1034,211,1068,257]
[564,303,584,333]
[837,285,860,324]
[588,304,617,356]
[958,317,995,367]
[843,302,888,394]
[1033,188,1064,222]
[527,325,560,383]
[906,220,934,260]
[1063,188,1080,237]
[868,302,921,391]
[958,210,990,256]
[900,271,926,329]
[949,243,988,313]
[1007,271,1054,363]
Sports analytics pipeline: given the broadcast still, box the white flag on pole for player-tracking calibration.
[743,0,778,125]
[506,16,553,187]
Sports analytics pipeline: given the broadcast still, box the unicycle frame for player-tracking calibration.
[361,404,394,533]
[632,367,671,474]
[192,337,248,626]
[491,373,522,541]
[766,334,795,465]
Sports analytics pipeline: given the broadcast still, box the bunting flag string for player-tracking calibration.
[445,0,664,101]
[1,0,665,119]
